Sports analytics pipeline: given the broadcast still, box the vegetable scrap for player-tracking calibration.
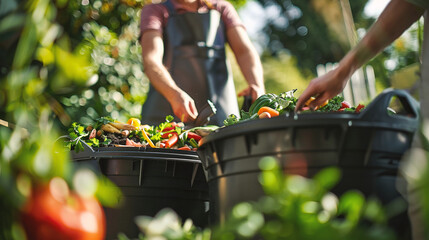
[66,115,218,152]
[224,89,366,126]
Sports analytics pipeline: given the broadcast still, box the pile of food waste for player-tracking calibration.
[66,115,218,152]
[67,89,370,150]
[224,89,365,126]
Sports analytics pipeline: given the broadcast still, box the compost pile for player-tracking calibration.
[67,89,368,151]
[224,89,365,126]
[67,115,218,152]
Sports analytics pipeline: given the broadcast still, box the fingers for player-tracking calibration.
[308,93,329,110]
[295,85,317,111]
[237,88,250,97]
[177,101,197,123]
[238,85,265,102]
[186,100,198,121]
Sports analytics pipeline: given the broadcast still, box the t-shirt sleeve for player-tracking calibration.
[140,4,167,35]
[405,0,429,9]
[214,0,245,30]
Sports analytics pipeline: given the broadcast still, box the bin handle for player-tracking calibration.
[359,88,420,128]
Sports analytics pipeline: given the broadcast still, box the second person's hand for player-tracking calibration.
[238,84,265,103]
[295,67,350,111]
[169,90,198,123]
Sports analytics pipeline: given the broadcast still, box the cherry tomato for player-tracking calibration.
[20,178,105,240]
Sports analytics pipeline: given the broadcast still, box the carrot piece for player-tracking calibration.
[164,133,178,148]
[178,146,192,151]
[257,106,279,117]
[141,128,156,148]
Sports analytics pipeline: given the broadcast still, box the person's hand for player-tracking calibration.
[238,84,265,102]
[169,91,198,123]
[295,68,350,111]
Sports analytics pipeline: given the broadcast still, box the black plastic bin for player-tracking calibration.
[197,89,419,237]
[71,146,209,240]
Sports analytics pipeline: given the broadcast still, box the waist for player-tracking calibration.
[172,45,226,59]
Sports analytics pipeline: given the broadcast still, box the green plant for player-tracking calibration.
[0,0,121,239]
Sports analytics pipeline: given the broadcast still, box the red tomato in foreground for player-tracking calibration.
[20,178,105,240]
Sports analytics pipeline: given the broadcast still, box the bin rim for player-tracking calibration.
[198,89,420,148]
[71,144,201,163]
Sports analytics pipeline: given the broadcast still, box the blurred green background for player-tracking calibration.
[0,0,427,239]
[0,0,423,127]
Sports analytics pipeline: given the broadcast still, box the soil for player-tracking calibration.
[105,133,143,146]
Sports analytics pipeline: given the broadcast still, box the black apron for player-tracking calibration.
[141,0,239,126]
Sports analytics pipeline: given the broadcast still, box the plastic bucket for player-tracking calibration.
[197,89,419,236]
[71,146,209,240]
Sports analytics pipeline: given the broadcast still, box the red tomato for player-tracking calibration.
[341,101,351,109]
[20,178,105,240]
[355,104,365,113]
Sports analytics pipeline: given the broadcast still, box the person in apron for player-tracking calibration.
[140,0,265,126]
[295,0,428,239]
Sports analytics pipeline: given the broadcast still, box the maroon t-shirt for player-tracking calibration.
[140,0,244,37]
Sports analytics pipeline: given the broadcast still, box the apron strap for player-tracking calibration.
[163,0,175,15]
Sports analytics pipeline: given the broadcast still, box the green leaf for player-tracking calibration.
[95,175,122,208]
[75,141,84,153]
[223,114,239,126]
[313,167,341,191]
[165,115,174,122]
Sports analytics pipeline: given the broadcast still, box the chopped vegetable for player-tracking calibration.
[67,115,217,151]
[178,146,192,151]
[187,132,202,141]
[259,112,271,119]
[257,106,279,117]
[127,118,141,128]
[355,104,365,113]
[141,128,156,148]
[164,133,178,148]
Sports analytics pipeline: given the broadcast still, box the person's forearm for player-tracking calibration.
[143,60,182,104]
[340,0,424,76]
[235,49,265,91]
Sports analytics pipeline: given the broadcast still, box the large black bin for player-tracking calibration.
[71,146,209,240]
[197,89,419,235]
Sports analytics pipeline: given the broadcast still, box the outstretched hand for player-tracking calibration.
[295,68,350,111]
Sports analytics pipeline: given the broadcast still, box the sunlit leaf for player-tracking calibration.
[95,175,122,207]
[313,167,341,191]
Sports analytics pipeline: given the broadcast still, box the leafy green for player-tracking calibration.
[317,96,344,112]
[94,116,114,129]
[148,115,175,141]
[67,122,90,152]
[223,114,239,127]
[277,89,298,112]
